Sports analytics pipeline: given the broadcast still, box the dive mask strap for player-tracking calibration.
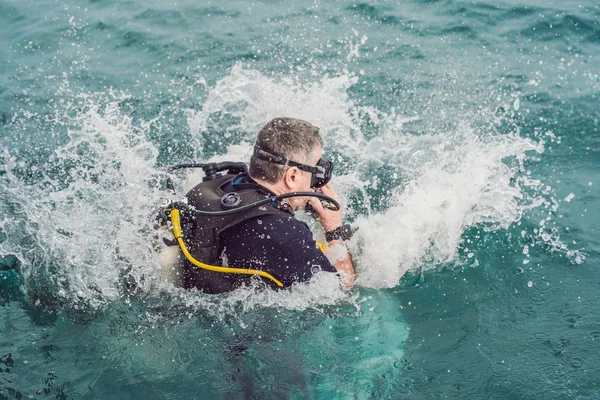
[253,144,317,174]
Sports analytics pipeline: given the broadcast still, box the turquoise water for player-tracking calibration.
[1,0,599,398]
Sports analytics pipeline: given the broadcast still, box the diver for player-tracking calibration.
[162,117,355,293]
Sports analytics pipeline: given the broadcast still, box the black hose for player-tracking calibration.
[172,191,340,216]
[167,163,207,173]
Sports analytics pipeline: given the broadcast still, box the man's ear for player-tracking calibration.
[283,167,299,190]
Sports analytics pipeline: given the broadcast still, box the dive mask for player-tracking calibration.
[253,144,333,188]
[311,158,333,188]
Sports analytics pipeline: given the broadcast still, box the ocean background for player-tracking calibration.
[1,0,599,398]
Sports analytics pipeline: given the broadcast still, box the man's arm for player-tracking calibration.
[324,239,354,288]
[308,183,356,288]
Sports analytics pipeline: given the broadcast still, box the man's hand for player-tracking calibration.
[308,183,343,232]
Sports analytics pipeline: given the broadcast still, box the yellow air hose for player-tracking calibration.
[315,240,326,253]
[169,209,284,287]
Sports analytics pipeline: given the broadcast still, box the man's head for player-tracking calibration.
[250,117,324,207]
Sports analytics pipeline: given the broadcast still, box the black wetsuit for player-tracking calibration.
[179,173,336,292]
[219,213,336,288]
[217,174,336,288]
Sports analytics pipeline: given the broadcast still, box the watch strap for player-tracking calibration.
[325,224,355,242]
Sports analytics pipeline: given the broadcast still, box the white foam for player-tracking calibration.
[1,64,583,312]
[353,125,544,288]
[186,63,361,157]
[186,66,552,289]
[3,91,166,307]
[183,272,353,317]
[564,193,575,202]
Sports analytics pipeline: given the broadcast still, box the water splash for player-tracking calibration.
[353,124,544,288]
[2,90,165,309]
[185,64,580,289]
[186,63,361,156]
[0,63,582,311]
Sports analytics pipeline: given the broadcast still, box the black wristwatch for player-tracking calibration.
[325,224,356,242]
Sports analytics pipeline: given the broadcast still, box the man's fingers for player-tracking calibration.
[309,196,324,212]
[319,183,341,211]
[320,183,336,196]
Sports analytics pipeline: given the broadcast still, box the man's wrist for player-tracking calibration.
[325,224,355,242]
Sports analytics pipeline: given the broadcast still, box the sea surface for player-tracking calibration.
[1,0,599,398]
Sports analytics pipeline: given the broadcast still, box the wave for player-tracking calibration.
[0,63,582,312]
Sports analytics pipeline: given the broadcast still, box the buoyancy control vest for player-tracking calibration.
[179,173,292,293]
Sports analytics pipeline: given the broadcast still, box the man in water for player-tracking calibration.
[179,117,355,292]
